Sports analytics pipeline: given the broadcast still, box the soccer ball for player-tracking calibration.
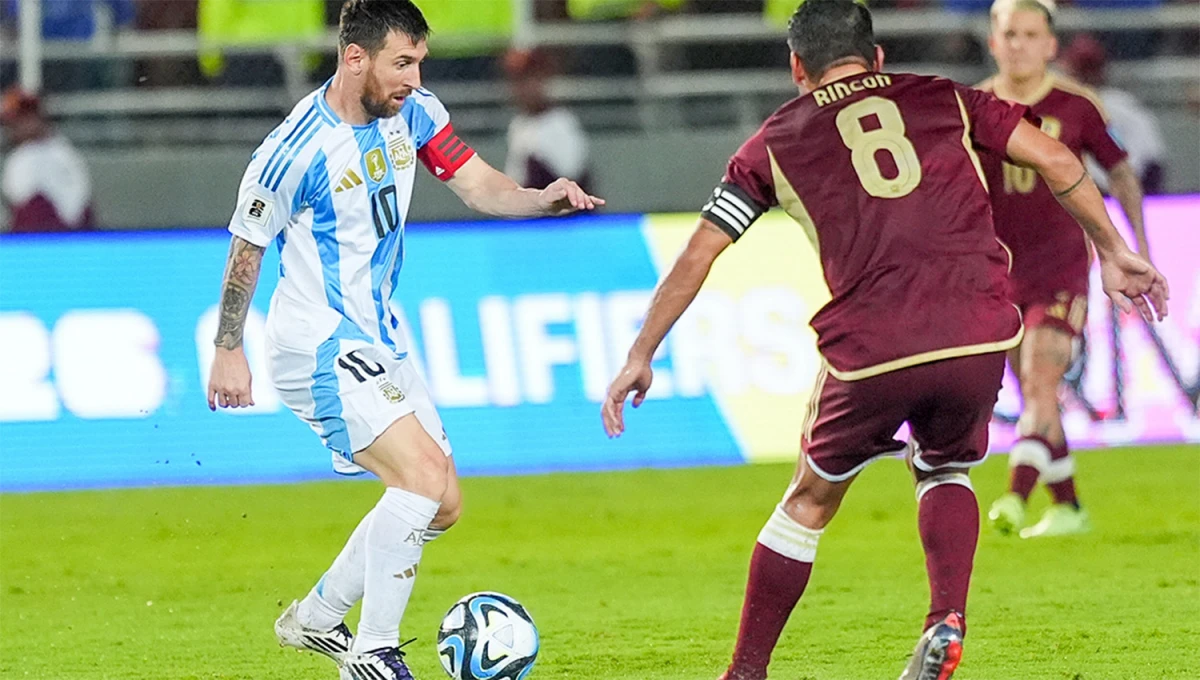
[437,592,539,680]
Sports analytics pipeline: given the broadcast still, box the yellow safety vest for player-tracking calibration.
[765,0,868,26]
[418,0,515,56]
[567,0,684,21]
[198,0,325,77]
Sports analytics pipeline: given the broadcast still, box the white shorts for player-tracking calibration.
[268,336,452,475]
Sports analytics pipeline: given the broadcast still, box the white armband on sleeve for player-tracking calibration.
[700,183,766,242]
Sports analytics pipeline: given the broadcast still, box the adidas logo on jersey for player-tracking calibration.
[334,168,364,193]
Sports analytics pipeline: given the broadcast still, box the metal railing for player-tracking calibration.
[4,4,1197,141]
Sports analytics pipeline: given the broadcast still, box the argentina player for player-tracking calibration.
[205,2,602,679]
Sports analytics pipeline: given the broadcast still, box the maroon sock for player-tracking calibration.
[1048,478,1078,507]
[919,482,978,634]
[1009,464,1040,501]
[727,542,814,679]
[1010,435,1058,500]
[1046,440,1080,507]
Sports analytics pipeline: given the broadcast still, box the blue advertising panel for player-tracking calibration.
[0,216,742,491]
[4,199,1197,492]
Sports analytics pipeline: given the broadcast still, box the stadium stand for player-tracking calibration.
[0,0,1195,226]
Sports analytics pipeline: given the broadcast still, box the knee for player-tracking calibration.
[434,495,462,530]
[411,447,450,494]
[914,471,973,502]
[1016,386,1059,434]
[781,486,841,530]
[1018,374,1060,419]
[1018,366,1056,399]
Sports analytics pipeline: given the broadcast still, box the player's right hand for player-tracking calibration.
[1100,247,1169,323]
[208,347,255,410]
[601,359,654,438]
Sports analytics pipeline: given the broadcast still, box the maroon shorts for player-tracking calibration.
[801,352,1007,481]
[1020,291,1088,339]
[1010,260,1089,339]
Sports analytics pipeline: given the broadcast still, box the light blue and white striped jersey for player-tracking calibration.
[228,80,474,356]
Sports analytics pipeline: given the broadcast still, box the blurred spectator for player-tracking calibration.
[415,0,513,82]
[767,0,865,25]
[0,0,134,91]
[767,0,939,62]
[568,0,683,21]
[1073,0,1163,59]
[1063,34,1167,193]
[539,0,682,79]
[134,0,200,88]
[0,0,132,40]
[197,0,324,85]
[420,0,512,49]
[766,0,802,24]
[502,48,593,192]
[943,0,992,11]
[1,89,95,234]
[533,0,570,21]
[1070,0,1162,6]
[687,0,762,13]
[768,1,968,65]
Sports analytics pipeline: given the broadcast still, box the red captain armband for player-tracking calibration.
[418,124,476,181]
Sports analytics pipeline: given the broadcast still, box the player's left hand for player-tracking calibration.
[538,178,605,215]
[1100,247,1169,323]
[601,359,653,438]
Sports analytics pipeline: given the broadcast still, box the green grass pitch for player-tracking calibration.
[2,445,1197,680]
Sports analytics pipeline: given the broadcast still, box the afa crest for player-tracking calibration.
[365,148,388,182]
[388,137,415,171]
[377,378,405,404]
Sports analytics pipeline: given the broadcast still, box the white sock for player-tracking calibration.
[423,526,447,544]
[353,488,440,652]
[297,509,374,631]
[756,504,823,563]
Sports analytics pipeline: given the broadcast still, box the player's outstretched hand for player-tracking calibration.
[1101,247,1169,323]
[602,359,653,438]
[208,347,255,411]
[538,178,605,216]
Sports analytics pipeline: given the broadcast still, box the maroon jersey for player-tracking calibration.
[702,72,1027,381]
[977,74,1128,305]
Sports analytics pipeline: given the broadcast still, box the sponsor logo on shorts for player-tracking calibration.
[377,378,405,404]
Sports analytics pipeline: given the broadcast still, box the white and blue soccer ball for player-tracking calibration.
[437,592,539,680]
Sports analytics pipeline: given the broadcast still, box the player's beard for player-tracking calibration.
[360,70,406,120]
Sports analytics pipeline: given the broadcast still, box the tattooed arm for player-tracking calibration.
[214,236,265,349]
[208,236,265,410]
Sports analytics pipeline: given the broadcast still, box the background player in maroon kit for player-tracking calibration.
[981,0,1155,540]
[599,1,1168,679]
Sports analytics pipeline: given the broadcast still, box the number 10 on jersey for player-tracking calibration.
[371,185,400,239]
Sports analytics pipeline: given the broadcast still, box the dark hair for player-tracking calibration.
[786,0,876,80]
[339,0,430,56]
